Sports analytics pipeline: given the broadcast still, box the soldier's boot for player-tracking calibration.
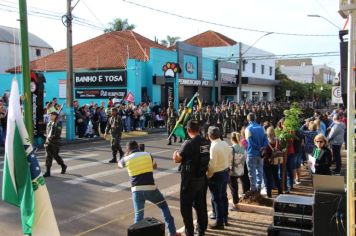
[109,154,118,163]
[119,151,124,160]
[174,135,177,143]
[43,167,51,177]
[167,138,172,145]
[179,138,183,143]
[61,164,67,174]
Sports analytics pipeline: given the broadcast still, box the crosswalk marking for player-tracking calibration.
[62,150,173,185]
[64,168,123,185]
[51,159,111,174]
[102,167,179,193]
[58,183,181,226]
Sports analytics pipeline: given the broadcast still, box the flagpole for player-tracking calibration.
[18,0,33,141]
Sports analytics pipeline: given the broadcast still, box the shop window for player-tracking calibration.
[261,65,265,74]
[36,49,41,56]
[252,63,256,73]
[269,66,273,75]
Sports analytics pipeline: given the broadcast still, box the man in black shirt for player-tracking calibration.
[172,120,210,236]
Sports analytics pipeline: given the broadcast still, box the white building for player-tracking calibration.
[0,25,54,73]
[276,58,336,84]
[202,42,278,102]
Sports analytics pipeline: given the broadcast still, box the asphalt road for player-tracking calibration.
[0,133,189,236]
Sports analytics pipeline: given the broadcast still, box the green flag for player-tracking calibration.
[171,93,199,139]
[2,80,35,234]
[2,79,60,235]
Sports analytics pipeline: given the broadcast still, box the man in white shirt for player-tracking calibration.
[207,126,232,230]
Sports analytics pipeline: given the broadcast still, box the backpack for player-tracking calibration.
[230,146,245,176]
[268,142,284,165]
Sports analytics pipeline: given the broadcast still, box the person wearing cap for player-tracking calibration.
[104,107,124,163]
[173,120,210,236]
[44,111,67,177]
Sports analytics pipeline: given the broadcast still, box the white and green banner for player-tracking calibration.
[2,78,60,235]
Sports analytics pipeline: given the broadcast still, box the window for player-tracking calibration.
[261,65,265,74]
[269,66,273,76]
[242,61,246,71]
[252,63,256,73]
[36,49,41,56]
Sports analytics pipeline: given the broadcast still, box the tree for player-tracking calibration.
[104,18,135,33]
[160,35,180,47]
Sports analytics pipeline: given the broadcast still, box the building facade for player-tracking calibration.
[0,30,279,109]
[276,58,336,84]
[0,25,54,74]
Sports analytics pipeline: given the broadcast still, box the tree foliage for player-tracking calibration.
[160,36,181,47]
[275,102,302,149]
[104,18,135,33]
[274,67,331,102]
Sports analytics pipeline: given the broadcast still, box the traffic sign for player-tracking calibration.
[331,86,343,104]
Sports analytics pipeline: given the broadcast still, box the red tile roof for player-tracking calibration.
[7,30,167,72]
[184,30,237,48]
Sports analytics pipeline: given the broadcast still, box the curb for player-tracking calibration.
[236,203,274,215]
[0,129,166,153]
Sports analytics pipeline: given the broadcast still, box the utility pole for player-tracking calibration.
[339,1,356,235]
[65,0,75,140]
[238,42,242,103]
[18,0,33,140]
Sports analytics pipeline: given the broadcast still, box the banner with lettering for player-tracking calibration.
[74,71,126,87]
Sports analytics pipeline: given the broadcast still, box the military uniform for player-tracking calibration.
[202,108,214,139]
[222,106,231,138]
[105,110,124,163]
[44,112,67,177]
[167,103,178,145]
[214,109,224,139]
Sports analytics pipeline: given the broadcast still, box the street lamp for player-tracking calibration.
[307,14,341,30]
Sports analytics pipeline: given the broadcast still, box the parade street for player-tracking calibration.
[0,133,188,236]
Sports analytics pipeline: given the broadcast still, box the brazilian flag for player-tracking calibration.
[170,93,201,139]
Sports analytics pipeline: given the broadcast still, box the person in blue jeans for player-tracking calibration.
[245,113,269,192]
[119,140,180,236]
[207,126,232,230]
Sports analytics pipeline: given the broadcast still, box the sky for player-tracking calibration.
[0,0,345,72]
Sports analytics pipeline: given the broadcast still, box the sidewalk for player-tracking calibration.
[201,149,347,236]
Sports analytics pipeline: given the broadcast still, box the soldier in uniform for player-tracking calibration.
[44,112,67,177]
[104,107,124,163]
[191,105,204,127]
[167,101,178,145]
[202,105,214,139]
[222,104,231,138]
[214,106,224,139]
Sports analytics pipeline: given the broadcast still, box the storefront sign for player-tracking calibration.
[220,74,237,84]
[75,89,126,99]
[162,62,181,78]
[179,79,213,86]
[74,71,126,87]
[185,62,195,74]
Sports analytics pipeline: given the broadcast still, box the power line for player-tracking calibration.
[121,0,337,37]
[215,51,340,61]
[0,2,104,31]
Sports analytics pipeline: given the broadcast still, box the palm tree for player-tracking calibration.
[160,35,180,47]
[104,18,135,33]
